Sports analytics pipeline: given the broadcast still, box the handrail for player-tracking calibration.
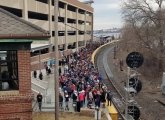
[32,101,38,112]
[31,79,48,89]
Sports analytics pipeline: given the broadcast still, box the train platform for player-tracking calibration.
[31,41,118,120]
[91,41,120,120]
[31,67,112,120]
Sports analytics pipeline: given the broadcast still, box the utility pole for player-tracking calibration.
[113,46,116,59]
[54,0,59,120]
[125,67,130,120]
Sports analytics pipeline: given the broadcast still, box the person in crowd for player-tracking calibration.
[59,67,62,76]
[100,89,106,108]
[59,92,63,110]
[106,91,113,106]
[78,91,84,108]
[48,66,51,74]
[64,64,69,74]
[33,70,37,78]
[87,89,93,108]
[45,65,49,75]
[64,91,69,111]
[95,91,101,107]
[37,92,43,111]
[72,90,78,111]
[39,72,43,80]
[57,42,107,110]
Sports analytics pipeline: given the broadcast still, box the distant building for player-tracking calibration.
[0,8,50,120]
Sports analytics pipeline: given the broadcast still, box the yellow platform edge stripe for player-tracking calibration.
[91,40,119,120]
[91,40,119,64]
[105,100,118,114]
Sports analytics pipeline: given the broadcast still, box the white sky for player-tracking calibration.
[79,0,123,30]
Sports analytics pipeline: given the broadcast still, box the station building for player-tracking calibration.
[0,7,50,120]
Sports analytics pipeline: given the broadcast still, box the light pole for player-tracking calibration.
[54,0,59,120]
[39,50,41,73]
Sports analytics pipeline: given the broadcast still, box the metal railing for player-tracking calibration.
[31,82,47,102]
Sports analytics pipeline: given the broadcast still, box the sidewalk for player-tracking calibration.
[31,66,78,112]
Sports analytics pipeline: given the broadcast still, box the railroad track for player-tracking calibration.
[96,46,126,120]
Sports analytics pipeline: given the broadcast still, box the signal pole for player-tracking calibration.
[54,0,59,119]
[125,67,130,120]
[125,52,144,120]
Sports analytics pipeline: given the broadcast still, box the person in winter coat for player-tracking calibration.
[106,91,113,106]
[37,93,43,111]
[59,92,63,110]
[100,90,106,108]
[78,91,84,108]
[64,92,69,111]
[72,91,78,111]
[33,70,37,78]
[39,72,43,80]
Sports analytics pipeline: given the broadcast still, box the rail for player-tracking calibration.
[92,40,141,120]
[91,40,123,120]
[31,79,48,90]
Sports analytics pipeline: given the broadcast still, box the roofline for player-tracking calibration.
[62,0,94,13]
[31,44,52,52]
[0,8,49,34]
[0,34,51,39]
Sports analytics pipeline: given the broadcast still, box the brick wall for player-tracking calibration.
[18,50,31,93]
[0,50,33,120]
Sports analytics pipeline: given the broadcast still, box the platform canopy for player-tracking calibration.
[31,44,52,52]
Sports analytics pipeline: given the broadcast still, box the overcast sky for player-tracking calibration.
[79,0,123,30]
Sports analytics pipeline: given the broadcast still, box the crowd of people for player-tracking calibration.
[58,42,113,112]
[35,41,113,112]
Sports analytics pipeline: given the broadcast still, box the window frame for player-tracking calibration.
[0,50,19,91]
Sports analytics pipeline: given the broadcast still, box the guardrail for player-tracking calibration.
[31,79,48,89]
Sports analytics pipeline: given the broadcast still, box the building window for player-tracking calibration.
[0,51,19,91]
[36,0,48,4]
[68,31,76,35]
[28,11,48,20]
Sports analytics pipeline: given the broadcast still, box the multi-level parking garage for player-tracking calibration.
[0,0,94,70]
[0,0,93,54]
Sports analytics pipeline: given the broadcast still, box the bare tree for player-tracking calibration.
[122,0,165,71]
